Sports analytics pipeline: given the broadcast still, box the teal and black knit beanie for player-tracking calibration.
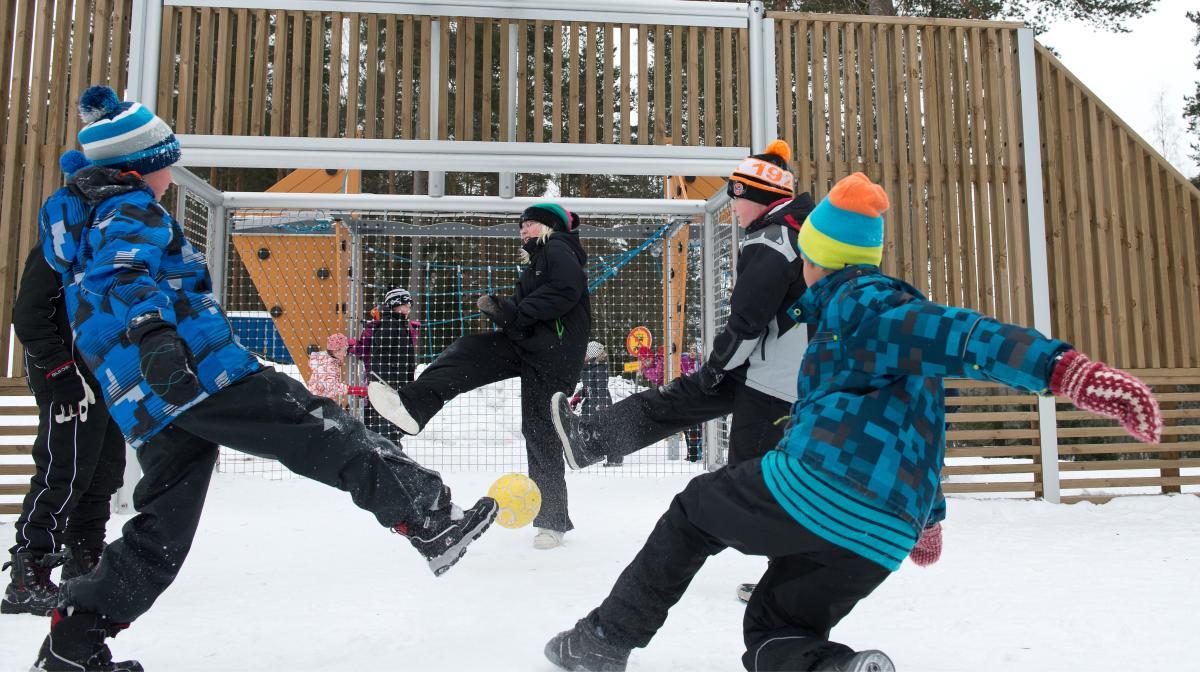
[76,85,181,177]
[521,203,576,233]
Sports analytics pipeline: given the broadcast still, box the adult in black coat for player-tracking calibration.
[4,246,126,616]
[369,203,591,549]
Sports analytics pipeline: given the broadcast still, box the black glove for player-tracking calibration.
[698,362,725,394]
[128,315,203,406]
[477,294,519,332]
[45,360,95,423]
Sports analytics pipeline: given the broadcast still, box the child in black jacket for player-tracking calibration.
[370,203,591,549]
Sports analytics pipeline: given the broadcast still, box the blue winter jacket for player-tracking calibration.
[38,168,261,448]
[762,266,1070,570]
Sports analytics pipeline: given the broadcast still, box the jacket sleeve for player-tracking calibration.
[12,246,73,372]
[513,240,586,329]
[709,227,797,372]
[846,297,1071,393]
[80,199,179,329]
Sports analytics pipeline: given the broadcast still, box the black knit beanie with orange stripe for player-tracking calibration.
[726,139,796,206]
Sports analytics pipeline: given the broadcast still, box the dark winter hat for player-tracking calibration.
[521,203,573,233]
[384,287,413,308]
[77,85,181,177]
[726,139,796,206]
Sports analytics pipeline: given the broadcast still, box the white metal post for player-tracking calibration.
[747,1,765,152]
[500,21,519,198]
[209,203,228,304]
[428,20,445,197]
[1017,28,1059,504]
[141,0,164,111]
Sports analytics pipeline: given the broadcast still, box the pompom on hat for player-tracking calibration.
[797,172,890,270]
[726,139,796,206]
[59,150,89,176]
[76,85,181,177]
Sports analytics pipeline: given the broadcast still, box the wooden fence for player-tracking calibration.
[155,7,754,147]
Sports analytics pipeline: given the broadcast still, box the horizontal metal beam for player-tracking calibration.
[164,0,750,27]
[178,136,747,177]
[231,219,674,240]
[222,192,709,216]
[172,166,225,204]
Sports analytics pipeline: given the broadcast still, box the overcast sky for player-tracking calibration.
[1039,0,1198,177]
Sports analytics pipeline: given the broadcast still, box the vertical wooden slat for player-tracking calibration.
[670,26,682,143]
[551,21,563,143]
[44,0,73,152]
[568,23,579,143]
[417,17,431,141]
[460,18,474,141]
[941,27,963,307]
[720,28,733,147]
[1069,81,1100,353]
[402,16,415,139]
[533,21,545,143]
[999,29,1029,324]
[269,10,288,136]
[211,9,233,135]
[860,22,878,182]
[382,15,397,140]
[981,29,1007,320]
[953,27,976,310]
[438,19,449,139]
[653,25,665,142]
[703,26,716,146]
[1114,125,1145,362]
[793,22,811,189]
[827,24,843,178]
[638,25,649,144]
[778,21,794,176]
[158,5,179,122]
[251,9,268,137]
[1038,53,1063,336]
[311,13,328,137]
[517,20,528,143]
[327,12,342,137]
[346,13,361,136]
[843,23,860,174]
[0,0,34,377]
[16,0,54,303]
[585,23,597,143]
[1083,97,1115,356]
[924,26,946,304]
[363,14,378,138]
[874,24,895,276]
[1129,139,1157,366]
[0,0,15,153]
[231,9,249,136]
[176,7,195,133]
[90,0,112,84]
[483,19,494,142]
[815,22,831,191]
[195,8,215,134]
[1096,118,1128,364]
[111,0,130,91]
[65,0,92,143]
[602,25,614,144]
[1147,160,1176,365]
[1176,188,1200,366]
[686,25,698,145]
[737,26,750,147]
[1163,170,1194,364]
[893,24,912,283]
[907,26,928,296]
[620,24,631,144]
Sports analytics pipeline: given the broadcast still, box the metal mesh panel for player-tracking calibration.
[702,194,737,469]
[220,206,711,478]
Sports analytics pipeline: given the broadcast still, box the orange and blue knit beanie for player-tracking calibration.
[726,139,796,206]
[797,172,890,269]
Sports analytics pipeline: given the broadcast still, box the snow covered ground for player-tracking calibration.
[2,472,1197,671]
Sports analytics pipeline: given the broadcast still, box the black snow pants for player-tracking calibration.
[61,368,448,623]
[578,371,791,467]
[395,331,585,533]
[10,389,126,555]
[587,458,892,671]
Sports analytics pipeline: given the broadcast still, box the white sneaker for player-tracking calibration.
[367,380,422,435]
[533,528,565,550]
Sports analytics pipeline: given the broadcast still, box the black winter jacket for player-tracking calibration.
[708,194,816,402]
[12,246,99,395]
[510,233,591,352]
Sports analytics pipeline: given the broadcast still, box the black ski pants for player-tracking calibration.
[587,458,891,671]
[397,331,584,533]
[581,371,791,467]
[61,368,448,623]
[11,390,126,555]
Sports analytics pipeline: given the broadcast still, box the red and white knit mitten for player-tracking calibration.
[1050,350,1163,444]
[909,523,942,567]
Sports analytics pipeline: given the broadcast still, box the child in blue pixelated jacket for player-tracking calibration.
[545,173,1163,673]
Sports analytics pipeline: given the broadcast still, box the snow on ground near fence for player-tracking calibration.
[1,473,1197,671]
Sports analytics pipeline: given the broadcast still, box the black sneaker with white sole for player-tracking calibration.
[394,497,498,576]
[367,378,422,436]
[550,392,605,470]
[544,619,631,672]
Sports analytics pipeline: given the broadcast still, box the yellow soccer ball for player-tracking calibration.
[487,473,542,529]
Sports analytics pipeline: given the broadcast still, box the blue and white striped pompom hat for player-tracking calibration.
[76,85,180,176]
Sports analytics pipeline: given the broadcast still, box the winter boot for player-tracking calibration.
[533,528,565,550]
[817,650,895,672]
[551,392,605,470]
[61,544,105,582]
[736,583,756,603]
[545,619,631,672]
[2,551,61,616]
[367,378,422,436]
[394,497,498,576]
[31,608,143,672]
